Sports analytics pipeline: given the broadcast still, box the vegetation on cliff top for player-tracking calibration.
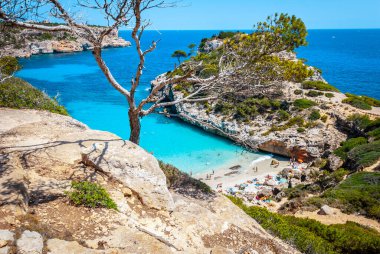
[229,196,380,254]
[307,172,380,220]
[343,93,380,110]
[159,161,213,196]
[0,57,68,115]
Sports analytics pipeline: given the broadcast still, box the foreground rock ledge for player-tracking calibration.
[0,108,298,253]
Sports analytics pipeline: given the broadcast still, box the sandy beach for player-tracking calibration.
[195,155,291,191]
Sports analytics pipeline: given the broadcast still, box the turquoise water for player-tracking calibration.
[17,30,380,173]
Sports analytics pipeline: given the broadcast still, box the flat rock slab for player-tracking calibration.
[17,230,43,254]
[47,239,110,254]
[0,230,14,242]
[82,142,174,211]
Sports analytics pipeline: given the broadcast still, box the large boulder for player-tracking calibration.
[82,142,174,211]
[328,154,344,171]
[318,205,334,215]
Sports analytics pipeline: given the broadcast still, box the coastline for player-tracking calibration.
[195,155,290,191]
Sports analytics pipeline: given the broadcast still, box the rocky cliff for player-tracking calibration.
[0,26,131,58]
[154,37,380,163]
[0,108,298,254]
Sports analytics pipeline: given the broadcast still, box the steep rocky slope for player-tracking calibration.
[0,26,131,58]
[0,108,298,254]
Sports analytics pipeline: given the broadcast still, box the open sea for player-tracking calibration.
[17,29,380,173]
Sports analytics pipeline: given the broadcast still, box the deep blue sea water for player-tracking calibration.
[17,29,380,173]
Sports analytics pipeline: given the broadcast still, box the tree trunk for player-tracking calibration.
[129,110,141,144]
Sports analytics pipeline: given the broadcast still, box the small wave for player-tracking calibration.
[249,155,273,166]
[144,87,151,91]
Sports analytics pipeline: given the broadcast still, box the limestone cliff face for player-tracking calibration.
[0,108,298,254]
[0,28,131,58]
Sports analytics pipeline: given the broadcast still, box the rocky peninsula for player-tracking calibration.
[0,25,131,58]
[154,35,380,168]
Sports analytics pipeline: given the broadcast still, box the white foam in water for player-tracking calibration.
[249,155,273,167]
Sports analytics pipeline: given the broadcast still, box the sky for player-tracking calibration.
[60,0,380,30]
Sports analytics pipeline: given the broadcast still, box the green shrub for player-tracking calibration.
[265,116,305,135]
[302,80,339,92]
[348,141,380,169]
[333,137,367,160]
[217,31,238,39]
[159,161,212,194]
[228,196,380,254]
[347,114,373,130]
[321,115,328,122]
[294,98,317,109]
[321,172,380,220]
[297,127,305,133]
[343,97,372,110]
[325,93,335,98]
[294,89,303,95]
[343,94,380,110]
[309,110,321,121]
[368,128,380,140]
[278,109,290,121]
[0,56,21,76]
[65,181,117,210]
[0,77,68,115]
[167,67,185,77]
[214,101,234,115]
[306,90,324,97]
[38,32,53,41]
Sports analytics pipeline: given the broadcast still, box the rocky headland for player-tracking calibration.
[0,108,297,254]
[0,25,131,58]
[154,35,380,167]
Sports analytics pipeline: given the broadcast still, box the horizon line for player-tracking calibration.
[119,28,380,31]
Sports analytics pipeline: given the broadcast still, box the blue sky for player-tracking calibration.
[62,0,380,30]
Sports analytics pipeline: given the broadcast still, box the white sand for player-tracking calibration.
[195,156,291,191]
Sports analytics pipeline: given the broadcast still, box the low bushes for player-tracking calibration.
[65,181,118,210]
[306,90,323,97]
[0,77,68,115]
[228,196,380,254]
[347,141,380,169]
[159,161,212,195]
[343,93,380,110]
[321,172,380,220]
[325,93,335,98]
[333,137,368,160]
[265,116,305,135]
[309,109,321,121]
[277,109,290,121]
[293,98,317,109]
[302,80,339,92]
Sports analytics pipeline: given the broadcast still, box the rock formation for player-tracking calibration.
[0,27,131,58]
[0,108,298,253]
